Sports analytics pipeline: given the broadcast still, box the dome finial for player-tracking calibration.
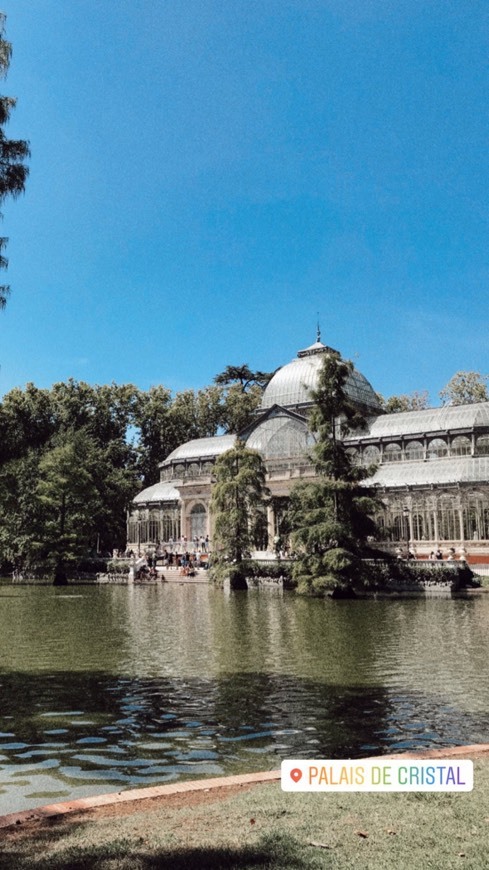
[316,317,321,343]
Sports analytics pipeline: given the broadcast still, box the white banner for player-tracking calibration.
[281,759,473,792]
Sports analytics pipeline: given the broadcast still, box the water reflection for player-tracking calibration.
[0,584,488,813]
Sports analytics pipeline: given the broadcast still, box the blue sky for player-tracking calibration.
[1,0,488,404]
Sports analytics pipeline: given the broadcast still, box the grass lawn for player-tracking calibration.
[1,760,488,869]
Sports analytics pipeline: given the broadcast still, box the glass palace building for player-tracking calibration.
[127,339,489,564]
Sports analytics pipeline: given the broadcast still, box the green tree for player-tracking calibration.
[169,386,222,441]
[49,381,140,552]
[214,364,273,391]
[0,13,30,308]
[34,431,103,582]
[439,371,489,406]
[132,370,273,484]
[0,383,54,461]
[0,450,43,571]
[50,380,139,440]
[133,385,173,484]
[86,437,139,554]
[210,440,269,588]
[288,351,379,595]
[214,364,274,433]
[219,382,264,433]
[134,384,222,484]
[379,390,430,413]
[0,382,141,571]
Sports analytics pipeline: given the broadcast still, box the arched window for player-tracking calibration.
[384,443,403,462]
[412,513,424,540]
[148,509,160,542]
[345,447,360,465]
[475,436,489,456]
[451,436,471,456]
[127,518,139,544]
[462,494,489,541]
[405,440,424,460]
[392,514,403,540]
[190,503,206,540]
[436,496,458,540]
[251,508,268,550]
[483,508,489,540]
[392,512,409,542]
[427,438,448,460]
[161,507,180,543]
[409,498,434,540]
[139,509,149,544]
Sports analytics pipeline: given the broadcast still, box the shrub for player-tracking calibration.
[209,559,294,588]
[107,560,130,575]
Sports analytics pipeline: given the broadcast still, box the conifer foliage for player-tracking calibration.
[0,14,30,307]
[288,351,379,595]
[210,440,269,587]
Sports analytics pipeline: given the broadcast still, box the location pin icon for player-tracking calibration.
[290,768,302,783]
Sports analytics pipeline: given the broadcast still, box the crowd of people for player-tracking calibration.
[428,547,463,561]
[396,546,465,562]
[131,536,212,582]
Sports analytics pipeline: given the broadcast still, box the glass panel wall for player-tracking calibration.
[405,440,424,460]
[384,443,403,462]
[190,503,206,540]
[427,438,448,459]
[451,436,471,456]
[476,436,489,455]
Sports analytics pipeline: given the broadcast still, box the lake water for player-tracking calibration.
[1,582,488,814]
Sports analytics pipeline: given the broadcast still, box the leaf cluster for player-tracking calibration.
[213,364,274,433]
[379,390,430,413]
[0,373,275,574]
[210,441,269,563]
[439,371,489,406]
[0,14,30,307]
[213,364,274,391]
[378,371,489,412]
[287,351,380,594]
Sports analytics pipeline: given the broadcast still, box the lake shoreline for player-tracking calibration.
[1,742,488,834]
[1,584,488,834]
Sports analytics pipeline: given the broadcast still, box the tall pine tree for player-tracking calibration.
[288,350,379,595]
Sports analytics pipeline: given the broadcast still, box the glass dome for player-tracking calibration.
[260,340,382,415]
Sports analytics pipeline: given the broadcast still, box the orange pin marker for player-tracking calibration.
[290,768,302,782]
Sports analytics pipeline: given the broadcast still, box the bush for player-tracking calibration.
[244,561,293,582]
[77,557,109,573]
[106,560,130,575]
[361,557,474,589]
[209,559,294,589]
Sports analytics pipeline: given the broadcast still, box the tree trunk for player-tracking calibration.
[53,561,67,585]
[229,565,248,590]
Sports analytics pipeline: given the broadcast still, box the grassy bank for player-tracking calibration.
[2,760,489,869]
